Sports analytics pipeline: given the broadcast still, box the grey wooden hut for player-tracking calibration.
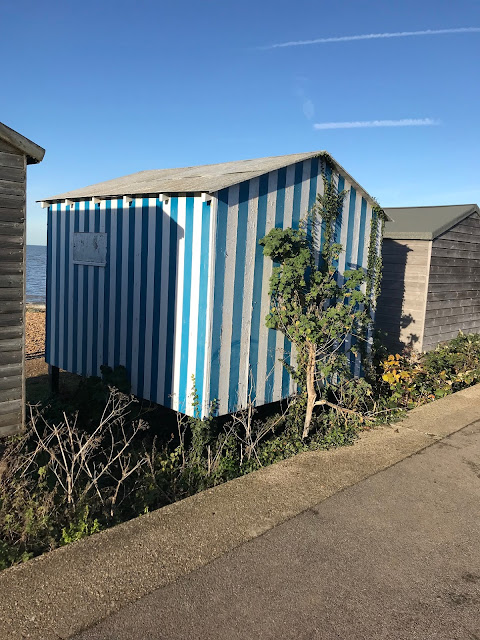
[0,122,45,436]
[377,204,480,353]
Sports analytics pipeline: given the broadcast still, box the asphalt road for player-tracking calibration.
[76,422,480,640]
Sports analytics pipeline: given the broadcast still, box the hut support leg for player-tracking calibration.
[49,365,59,394]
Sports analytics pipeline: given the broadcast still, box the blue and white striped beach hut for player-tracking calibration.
[42,151,382,417]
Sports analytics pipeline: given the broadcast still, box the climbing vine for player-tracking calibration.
[366,202,386,310]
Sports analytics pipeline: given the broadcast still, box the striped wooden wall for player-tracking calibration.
[424,212,480,350]
[46,157,380,417]
[0,139,26,436]
[46,196,214,416]
[208,158,378,415]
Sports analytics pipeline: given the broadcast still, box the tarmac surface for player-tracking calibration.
[2,384,480,639]
[75,421,480,640]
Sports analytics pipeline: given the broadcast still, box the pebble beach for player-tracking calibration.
[26,307,46,355]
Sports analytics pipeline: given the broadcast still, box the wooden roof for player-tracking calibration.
[0,122,45,164]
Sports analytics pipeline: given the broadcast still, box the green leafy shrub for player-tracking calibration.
[3,332,480,573]
[379,332,480,408]
[60,506,101,546]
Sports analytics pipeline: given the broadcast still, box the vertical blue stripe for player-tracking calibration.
[136,199,150,399]
[335,176,345,244]
[81,203,90,374]
[248,175,269,402]
[291,162,303,229]
[332,175,345,274]
[324,162,332,183]
[61,207,71,369]
[178,197,194,412]
[114,200,123,368]
[150,201,163,403]
[102,201,111,368]
[45,206,53,362]
[91,205,100,375]
[164,197,179,406]
[54,206,61,367]
[345,187,357,270]
[209,190,229,407]
[195,201,211,416]
[308,157,319,210]
[265,169,287,404]
[274,168,286,226]
[125,203,135,377]
[282,163,305,397]
[72,205,79,373]
[307,157,319,256]
[228,181,250,411]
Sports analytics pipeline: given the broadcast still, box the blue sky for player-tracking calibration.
[2,0,480,245]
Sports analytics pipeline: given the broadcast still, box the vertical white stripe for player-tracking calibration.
[86,208,95,376]
[238,179,259,409]
[172,196,186,411]
[142,199,157,400]
[283,164,295,228]
[49,205,58,365]
[108,201,117,367]
[290,162,312,393]
[67,206,75,371]
[156,199,171,405]
[97,202,106,373]
[351,192,362,268]
[131,200,142,395]
[218,184,240,413]
[76,203,85,373]
[346,193,363,358]
[120,205,130,366]
[58,205,65,367]
[313,169,325,264]
[185,197,203,415]
[300,160,311,221]
[202,196,218,417]
[338,178,351,276]
[255,171,278,405]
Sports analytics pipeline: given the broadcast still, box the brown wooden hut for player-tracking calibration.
[0,122,44,436]
[377,204,480,353]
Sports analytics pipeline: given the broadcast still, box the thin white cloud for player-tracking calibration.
[262,27,480,49]
[313,118,440,130]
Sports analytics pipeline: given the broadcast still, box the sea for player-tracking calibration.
[26,245,47,305]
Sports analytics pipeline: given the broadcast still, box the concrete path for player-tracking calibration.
[2,384,480,639]
[76,422,480,640]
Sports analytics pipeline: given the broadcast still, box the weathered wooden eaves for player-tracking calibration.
[0,122,45,165]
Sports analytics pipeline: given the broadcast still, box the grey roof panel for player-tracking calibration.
[383,204,480,240]
[42,152,321,201]
[40,151,380,208]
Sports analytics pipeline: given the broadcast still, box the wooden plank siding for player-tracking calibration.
[0,145,26,436]
[423,213,480,351]
[377,239,431,353]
